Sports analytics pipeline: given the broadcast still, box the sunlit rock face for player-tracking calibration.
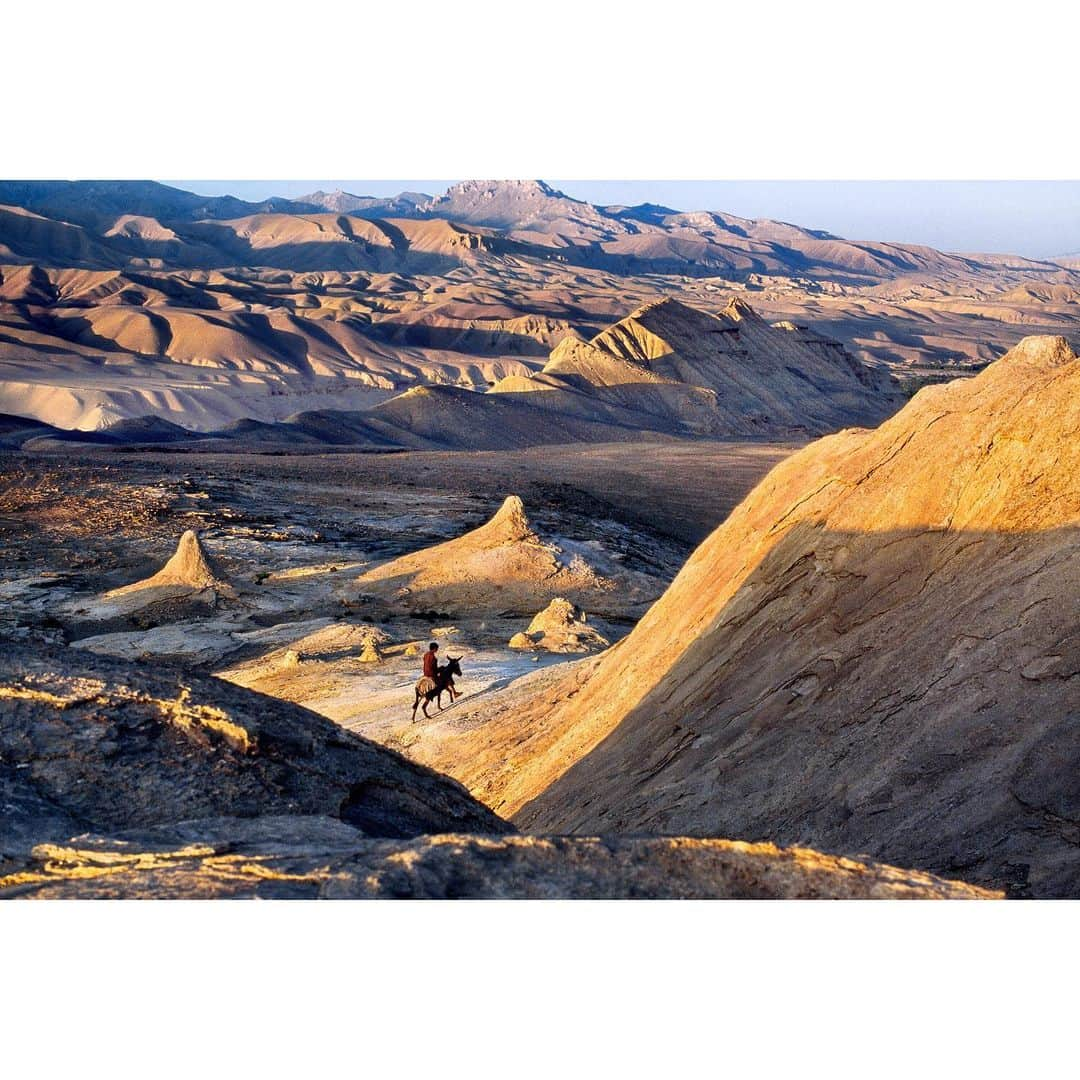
[424,337,1079,897]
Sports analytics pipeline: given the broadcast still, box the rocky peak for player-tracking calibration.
[722,295,764,322]
[418,180,603,233]
[438,179,565,202]
[482,495,536,544]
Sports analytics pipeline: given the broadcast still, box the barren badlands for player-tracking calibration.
[1,181,1076,899]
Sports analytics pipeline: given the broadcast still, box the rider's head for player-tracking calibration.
[429,642,438,652]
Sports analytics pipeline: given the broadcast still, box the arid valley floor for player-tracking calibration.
[1,181,1077,899]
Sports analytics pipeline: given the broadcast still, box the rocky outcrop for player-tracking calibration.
[409,337,1080,896]
[594,296,903,431]
[509,598,609,653]
[0,826,996,900]
[491,297,903,440]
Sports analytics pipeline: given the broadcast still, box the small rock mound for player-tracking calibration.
[509,597,610,654]
[345,495,658,618]
[258,623,391,668]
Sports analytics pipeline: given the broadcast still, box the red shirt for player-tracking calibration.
[423,651,438,679]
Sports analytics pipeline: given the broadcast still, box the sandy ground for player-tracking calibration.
[219,629,571,744]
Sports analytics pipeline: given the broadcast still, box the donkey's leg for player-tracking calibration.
[411,690,421,722]
[422,695,432,719]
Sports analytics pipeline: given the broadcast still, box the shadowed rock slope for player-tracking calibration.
[417,336,1080,896]
[0,644,508,864]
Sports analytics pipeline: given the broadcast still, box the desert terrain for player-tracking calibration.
[2,180,1080,436]
[1,181,1076,899]
[0,439,1001,900]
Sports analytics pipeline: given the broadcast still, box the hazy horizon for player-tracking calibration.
[165,179,1080,259]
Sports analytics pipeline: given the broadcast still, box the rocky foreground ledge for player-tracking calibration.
[0,645,997,899]
[2,825,997,900]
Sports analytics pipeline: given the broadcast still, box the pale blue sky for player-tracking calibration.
[168,181,1080,259]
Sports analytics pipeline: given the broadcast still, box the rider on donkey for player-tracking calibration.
[412,642,462,721]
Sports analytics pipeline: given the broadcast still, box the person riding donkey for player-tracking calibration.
[412,642,462,721]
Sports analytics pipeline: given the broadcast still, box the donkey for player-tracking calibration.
[411,655,462,721]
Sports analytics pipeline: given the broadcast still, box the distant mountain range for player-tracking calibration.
[2,179,1075,282]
